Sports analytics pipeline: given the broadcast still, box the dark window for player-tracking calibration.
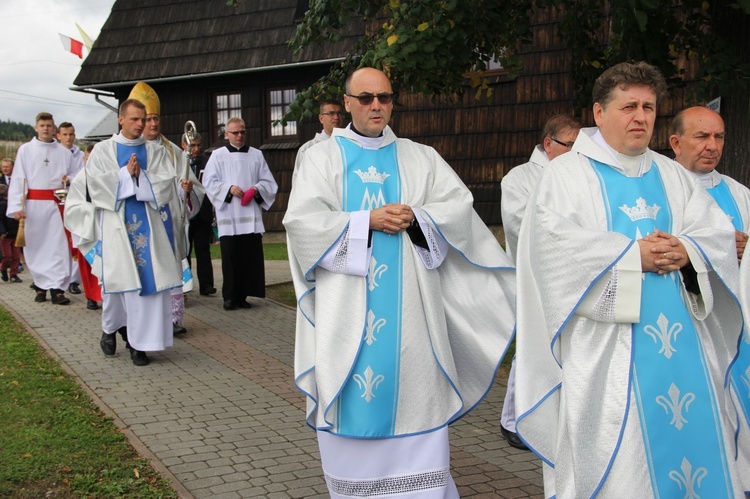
[267,87,298,140]
[211,91,242,144]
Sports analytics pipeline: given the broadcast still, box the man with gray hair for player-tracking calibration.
[499,113,582,450]
[515,62,746,497]
[202,117,277,310]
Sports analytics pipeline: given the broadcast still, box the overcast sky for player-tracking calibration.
[0,0,118,136]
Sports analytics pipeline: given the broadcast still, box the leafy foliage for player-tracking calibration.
[225,0,750,119]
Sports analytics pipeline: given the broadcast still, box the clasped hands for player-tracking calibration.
[370,203,414,234]
[638,229,689,274]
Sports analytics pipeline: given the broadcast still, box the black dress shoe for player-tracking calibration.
[100,332,116,355]
[200,287,217,296]
[173,322,187,335]
[130,348,150,366]
[1,269,7,282]
[501,425,529,451]
[68,283,82,294]
[87,299,99,310]
[235,300,252,309]
[50,289,70,305]
[223,300,237,311]
[10,276,22,283]
[34,289,47,303]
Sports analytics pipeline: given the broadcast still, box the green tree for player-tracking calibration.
[229,0,750,119]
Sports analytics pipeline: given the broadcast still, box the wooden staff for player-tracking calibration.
[14,178,26,248]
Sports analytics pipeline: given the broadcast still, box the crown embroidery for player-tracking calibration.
[354,166,390,184]
[619,197,660,221]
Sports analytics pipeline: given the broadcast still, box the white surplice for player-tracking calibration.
[202,145,278,237]
[293,131,329,183]
[8,137,76,290]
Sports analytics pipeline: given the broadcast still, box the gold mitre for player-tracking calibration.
[128,81,160,115]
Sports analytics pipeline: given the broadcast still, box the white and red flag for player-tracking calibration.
[58,34,84,59]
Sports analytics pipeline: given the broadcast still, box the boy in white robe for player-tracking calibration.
[8,112,76,305]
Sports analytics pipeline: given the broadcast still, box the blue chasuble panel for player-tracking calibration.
[707,181,750,446]
[590,160,734,497]
[335,137,403,437]
[116,143,173,296]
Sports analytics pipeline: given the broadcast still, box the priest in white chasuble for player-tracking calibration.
[514,62,747,498]
[65,99,183,367]
[284,67,516,498]
[8,112,77,305]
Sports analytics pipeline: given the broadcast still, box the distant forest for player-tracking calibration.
[0,120,35,141]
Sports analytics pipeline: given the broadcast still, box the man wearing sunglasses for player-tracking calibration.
[285,67,516,498]
[499,114,581,452]
[292,99,345,181]
[202,117,278,311]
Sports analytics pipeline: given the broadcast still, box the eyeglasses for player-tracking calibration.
[320,111,345,117]
[550,137,575,149]
[227,130,247,136]
[346,93,394,106]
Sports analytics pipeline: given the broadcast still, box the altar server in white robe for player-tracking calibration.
[670,105,750,494]
[8,112,76,305]
[64,99,183,367]
[56,122,85,296]
[202,117,277,311]
[499,114,581,451]
[129,81,205,334]
[284,67,516,498]
[514,61,747,498]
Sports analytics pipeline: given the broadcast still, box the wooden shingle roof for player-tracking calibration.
[74,0,361,88]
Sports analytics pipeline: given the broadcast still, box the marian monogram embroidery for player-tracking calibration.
[668,458,708,499]
[364,310,387,346]
[619,197,661,221]
[353,366,385,402]
[655,383,695,430]
[360,187,386,210]
[643,313,682,359]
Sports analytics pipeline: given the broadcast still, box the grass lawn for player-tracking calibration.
[0,307,176,498]
[203,241,287,261]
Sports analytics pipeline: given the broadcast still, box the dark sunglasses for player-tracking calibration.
[227,130,247,136]
[346,93,394,106]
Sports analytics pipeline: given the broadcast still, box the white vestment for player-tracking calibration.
[8,137,76,290]
[515,128,746,498]
[284,126,516,497]
[500,144,549,261]
[202,145,278,237]
[67,144,86,282]
[293,131,328,182]
[64,134,182,351]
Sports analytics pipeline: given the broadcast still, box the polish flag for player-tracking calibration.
[59,34,84,59]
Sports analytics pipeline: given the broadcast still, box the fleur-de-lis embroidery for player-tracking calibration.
[643,313,682,359]
[668,457,708,499]
[655,383,695,430]
[742,364,750,398]
[352,366,385,402]
[364,310,387,346]
[368,256,388,292]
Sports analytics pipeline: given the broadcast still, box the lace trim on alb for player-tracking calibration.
[325,467,450,497]
[331,226,351,273]
[590,267,618,322]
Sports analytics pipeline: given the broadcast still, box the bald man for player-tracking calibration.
[284,67,515,498]
[670,105,750,493]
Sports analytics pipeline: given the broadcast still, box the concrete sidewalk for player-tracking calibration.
[0,259,543,498]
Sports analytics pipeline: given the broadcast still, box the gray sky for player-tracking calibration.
[0,0,118,137]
